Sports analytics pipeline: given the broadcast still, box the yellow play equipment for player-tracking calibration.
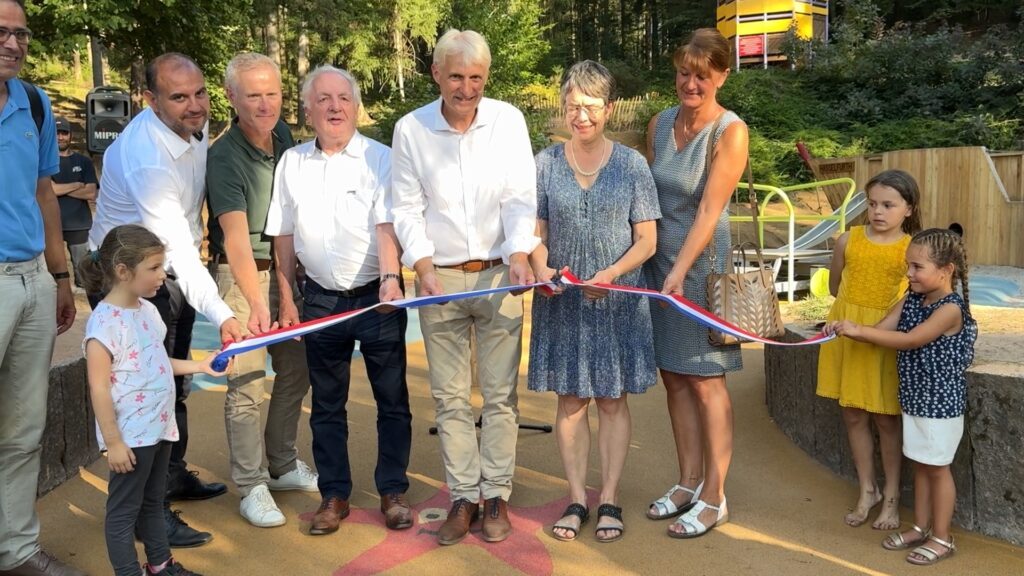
[716,0,829,68]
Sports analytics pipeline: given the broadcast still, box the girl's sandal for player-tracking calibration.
[882,524,930,550]
[595,503,625,543]
[907,535,956,565]
[667,498,729,539]
[647,481,704,520]
[551,503,589,542]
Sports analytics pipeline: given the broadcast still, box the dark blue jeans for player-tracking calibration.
[302,279,411,500]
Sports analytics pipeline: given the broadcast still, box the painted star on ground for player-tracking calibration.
[298,487,597,576]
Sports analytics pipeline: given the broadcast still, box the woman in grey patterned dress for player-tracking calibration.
[642,29,749,538]
[528,61,661,543]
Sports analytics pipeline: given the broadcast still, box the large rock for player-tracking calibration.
[765,326,1024,546]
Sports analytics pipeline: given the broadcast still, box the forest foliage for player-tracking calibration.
[21,0,1024,185]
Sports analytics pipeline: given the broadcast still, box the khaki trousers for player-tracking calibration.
[417,265,524,502]
[212,264,310,495]
[0,256,56,569]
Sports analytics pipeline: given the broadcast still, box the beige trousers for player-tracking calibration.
[0,256,56,569]
[213,264,310,495]
[418,265,524,502]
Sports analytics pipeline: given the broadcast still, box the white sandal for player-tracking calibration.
[647,480,704,520]
[667,498,728,539]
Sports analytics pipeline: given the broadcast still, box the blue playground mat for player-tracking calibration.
[970,275,1024,308]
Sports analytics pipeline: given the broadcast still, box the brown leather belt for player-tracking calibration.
[212,253,272,271]
[438,258,502,273]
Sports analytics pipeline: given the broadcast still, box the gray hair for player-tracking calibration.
[559,60,616,108]
[224,52,281,93]
[433,29,491,69]
[301,65,362,109]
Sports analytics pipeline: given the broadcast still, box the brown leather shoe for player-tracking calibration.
[481,497,512,543]
[309,496,350,535]
[380,493,413,530]
[0,550,86,576]
[437,498,479,546]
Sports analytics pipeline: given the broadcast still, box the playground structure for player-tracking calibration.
[716,0,829,69]
[815,147,1024,268]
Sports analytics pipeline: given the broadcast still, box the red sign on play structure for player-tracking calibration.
[738,35,764,56]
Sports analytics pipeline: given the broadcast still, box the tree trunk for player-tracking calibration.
[393,4,405,102]
[297,25,309,126]
[73,48,82,83]
[130,57,145,115]
[89,36,105,87]
[266,9,281,68]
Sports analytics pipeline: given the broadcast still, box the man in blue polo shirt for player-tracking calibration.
[0,1,82,575]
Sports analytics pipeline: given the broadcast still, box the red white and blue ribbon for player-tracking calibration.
[210,269,832,371]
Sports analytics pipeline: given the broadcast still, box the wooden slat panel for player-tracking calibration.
[817,147,1024,266]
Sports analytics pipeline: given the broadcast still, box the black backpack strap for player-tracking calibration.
[18,79,45,134]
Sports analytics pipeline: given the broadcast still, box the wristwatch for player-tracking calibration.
[380,273,401,283]
[52,271,71,281]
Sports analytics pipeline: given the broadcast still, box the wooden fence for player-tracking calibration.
[817,147,1024,267]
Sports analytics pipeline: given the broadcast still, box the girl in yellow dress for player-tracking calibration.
[817,169,922,530]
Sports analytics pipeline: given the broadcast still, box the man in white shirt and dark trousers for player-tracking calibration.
[391,29,539,546]
[89,52,243,548]
[266,65,412,537]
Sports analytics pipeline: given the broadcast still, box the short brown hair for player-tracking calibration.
[672,28,731,76]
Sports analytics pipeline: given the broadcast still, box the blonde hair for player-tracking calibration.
[78,225,165,294]
[433,29,491,69]
[672,28,731,76]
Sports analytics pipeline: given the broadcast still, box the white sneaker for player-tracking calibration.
[268,459,319,492]
[240,484,286,527]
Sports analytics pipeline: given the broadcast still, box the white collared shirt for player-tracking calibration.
[265,131,392,291]
[89,108,234,328]
[390,97,540,268]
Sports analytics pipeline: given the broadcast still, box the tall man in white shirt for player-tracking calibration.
[89,52,243,548]
[266,65,413,537]
[391,29,539,546]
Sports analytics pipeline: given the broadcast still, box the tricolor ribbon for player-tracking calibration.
[211,269,831,371]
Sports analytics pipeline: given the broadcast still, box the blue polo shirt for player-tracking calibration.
[0,78,60,262]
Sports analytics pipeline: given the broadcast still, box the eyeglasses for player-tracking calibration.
[565,103,607,118]
[0,26,32,46]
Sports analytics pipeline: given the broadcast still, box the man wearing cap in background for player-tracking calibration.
[50,115,97,289]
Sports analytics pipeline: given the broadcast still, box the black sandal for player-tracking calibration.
[595,503,625,543]
[551,503,589,542]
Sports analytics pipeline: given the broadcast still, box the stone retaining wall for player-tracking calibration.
[38,357,100,496]
[764,326,1024,546]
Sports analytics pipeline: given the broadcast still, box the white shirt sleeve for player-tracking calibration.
[372,148,393,226]
[499,109,541,261]
[126,165,235,328]
[390,117,435,268]
[265,153,294,236]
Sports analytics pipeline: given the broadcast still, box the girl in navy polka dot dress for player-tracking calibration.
[827,228,977,566]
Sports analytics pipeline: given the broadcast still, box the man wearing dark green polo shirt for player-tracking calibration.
[206,52,316,529]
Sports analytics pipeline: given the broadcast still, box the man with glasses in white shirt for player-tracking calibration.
[391,29,539,546]
[266,65,412,537]
[88,52,243,549]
